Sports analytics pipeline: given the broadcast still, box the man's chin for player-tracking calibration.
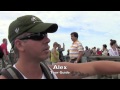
[43,56,49,60]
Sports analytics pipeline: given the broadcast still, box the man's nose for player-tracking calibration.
[44,36,50,43]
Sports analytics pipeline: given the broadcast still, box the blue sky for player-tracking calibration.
[0,11,120,55]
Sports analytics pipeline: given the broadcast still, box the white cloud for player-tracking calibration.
[0,11,120,55]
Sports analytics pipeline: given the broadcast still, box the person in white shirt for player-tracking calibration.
[108,39,119,56]
[102,44,108,56]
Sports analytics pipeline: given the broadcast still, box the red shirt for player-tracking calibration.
[97,51,102,56]
[1,43,9,55]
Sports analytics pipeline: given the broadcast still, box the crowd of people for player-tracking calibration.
[83,39,120,57]
[68,39,120,57]
[49,36,120,65]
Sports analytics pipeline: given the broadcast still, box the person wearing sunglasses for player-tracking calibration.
[1,15,120,79]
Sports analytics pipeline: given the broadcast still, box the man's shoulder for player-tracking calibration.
[75,40,82,44]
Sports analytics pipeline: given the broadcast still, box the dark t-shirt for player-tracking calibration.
[57,48,64,61]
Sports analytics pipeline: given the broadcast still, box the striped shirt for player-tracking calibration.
[69,40,84,59]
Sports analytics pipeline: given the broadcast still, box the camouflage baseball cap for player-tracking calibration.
[8,15,58,45]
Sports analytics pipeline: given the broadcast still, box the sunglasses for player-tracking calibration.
[19,32,47,41]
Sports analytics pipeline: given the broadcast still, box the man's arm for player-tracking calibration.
[60,43,65,51]
[62,43,65,51]
[50,61,120,79]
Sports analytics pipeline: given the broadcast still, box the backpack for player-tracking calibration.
[0,62,54,79]
[0,46,4,58]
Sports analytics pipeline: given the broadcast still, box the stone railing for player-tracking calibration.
[87,56,120,62]
[81,56,120,79]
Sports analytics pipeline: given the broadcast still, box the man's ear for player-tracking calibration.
[14,39,24,51]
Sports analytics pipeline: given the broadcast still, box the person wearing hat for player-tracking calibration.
[1,15,120,79]
[0,15,59,79]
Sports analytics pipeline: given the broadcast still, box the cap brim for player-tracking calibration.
[28,23,58,33]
